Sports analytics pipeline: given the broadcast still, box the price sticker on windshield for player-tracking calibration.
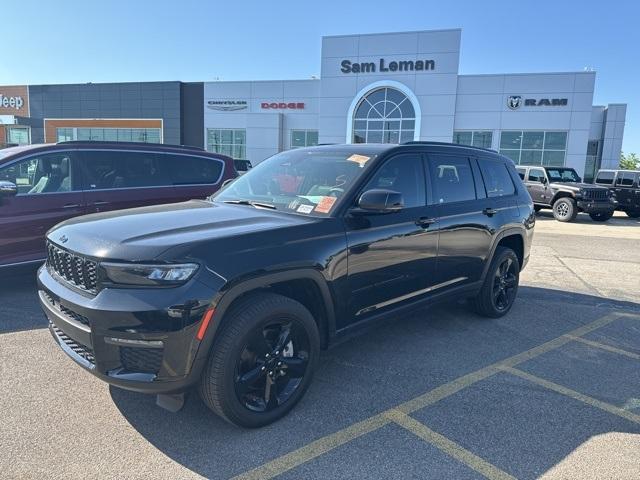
[346,154,371,167]
[314,196,337,214]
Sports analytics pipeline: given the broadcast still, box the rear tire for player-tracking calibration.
[198,292,320,428]
[589,211,614,222]
[552,197,577,222]
[473,246,520,318]
[625,210,640,219]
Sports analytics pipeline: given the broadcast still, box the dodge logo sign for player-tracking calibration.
[261,102,305,110]
[507,96,522,110]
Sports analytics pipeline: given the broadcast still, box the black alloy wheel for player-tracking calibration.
[552,197,577,222]
[492,256,518,312]
[234,320,310,413]
[199,292,319,428]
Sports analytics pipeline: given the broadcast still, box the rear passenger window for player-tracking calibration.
[164,154,223,185]
[516,167,526,180]
[478,159,516,197]
[595,171,615,185]
[82,151,170,189]
[428,155,476,204]
[616,172,635,187]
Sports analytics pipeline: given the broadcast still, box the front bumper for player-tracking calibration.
[38,265,221,394]
[576,200,616,214]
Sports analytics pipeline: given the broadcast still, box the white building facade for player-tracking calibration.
[203,29,626,181]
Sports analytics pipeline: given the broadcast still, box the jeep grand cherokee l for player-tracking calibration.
[38,142,534,428]
[516,166,616,222]
[0,141,235,268]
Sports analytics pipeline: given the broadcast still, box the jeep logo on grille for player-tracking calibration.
[59,234,68,244]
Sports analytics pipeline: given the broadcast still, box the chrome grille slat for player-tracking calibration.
[47,242,98,294]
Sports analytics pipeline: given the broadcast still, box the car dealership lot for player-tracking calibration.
[1,212,639,479]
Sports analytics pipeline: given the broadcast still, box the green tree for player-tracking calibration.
[620,152,639,170]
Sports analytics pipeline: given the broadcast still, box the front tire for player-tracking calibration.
[589,211,614,222]
[552,197,577,222]
[473,246,520,318]
[199,292,320,428]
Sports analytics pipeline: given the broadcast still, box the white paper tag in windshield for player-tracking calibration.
[297,204,314,214]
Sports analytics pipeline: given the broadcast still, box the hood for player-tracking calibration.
[48,200,314,261]
[549,182,608,191]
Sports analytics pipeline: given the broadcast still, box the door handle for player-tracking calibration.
[63,204,80,209]
[92,201,109,206]
[483,208,498,217]
[415,217,436,228]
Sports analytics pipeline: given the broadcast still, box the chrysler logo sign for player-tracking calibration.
[207,100,248,111]
[507,96,568,109]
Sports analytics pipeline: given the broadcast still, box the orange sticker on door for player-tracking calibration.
[314,196,337,213]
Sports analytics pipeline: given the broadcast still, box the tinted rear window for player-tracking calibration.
[478,159,516,197]
[81,151,171,189]
[428,155,476,204]
[164,154,223,185]
[616,171,636,187]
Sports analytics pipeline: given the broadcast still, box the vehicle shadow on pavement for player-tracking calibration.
[110,286,640,480]
[0,264,45,333]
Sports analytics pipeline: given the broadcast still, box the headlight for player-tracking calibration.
[101,262,199,286]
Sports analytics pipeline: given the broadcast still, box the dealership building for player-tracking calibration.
[0,29,627,181]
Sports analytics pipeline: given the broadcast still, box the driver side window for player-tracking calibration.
[362,154,425,208]
[528,169,546,183]
[0,152,75,195]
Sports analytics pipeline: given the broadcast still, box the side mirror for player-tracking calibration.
[541,177,548,185]
[356,189,404,213]
[0,181,17,197]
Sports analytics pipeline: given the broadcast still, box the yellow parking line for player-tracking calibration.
[232,312,623,480]
[502,366,640,425]
[567,335,640,360]
[385,409,516,480]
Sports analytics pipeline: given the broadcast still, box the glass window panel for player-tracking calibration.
[56,128,73,142]
[500,131,522,149]
[354,101,369,119]
[219,130,233,144]
[365,89,386,107]
[353,131,366,143]
[366,130,383,143]
[368,120,383,130]
[472,131,493,149]
[386,106,402,118]
[103,129,118,141]
[366,103,383,119]
[522,132,544,149]
[76,128,91,141]
[385,88,406,106]
[428,155,476,204]
[306,130,318,146]
[499,149,520,163]
[234,129,246,144]
[0,152,76,194]
[398,100,415,118]
[544,132,567,150]
[7,127,30,145]
[478,159,515,197]
[542,150,565,166]
[401,120,415,130]
[117,129,132,142]
[364,154,425,208]
[353,120,367,130]
[400,131,414,143]
[145,129,161,143]
[384,130,400,144]
[594,171,615,185]
[291,130,306,148]
[520,150,543,165]
[453,131,473,145]
[384,120,400,130]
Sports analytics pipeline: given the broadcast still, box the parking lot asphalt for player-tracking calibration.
[1,211,639,479]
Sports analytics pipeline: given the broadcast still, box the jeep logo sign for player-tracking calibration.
[0,94,24,110]
[507,96,568,109]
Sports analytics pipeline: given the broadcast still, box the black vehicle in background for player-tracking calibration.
[515,166,616,222]
[233,159,252,175]
[38,142,534,428]
[594,169,640,218]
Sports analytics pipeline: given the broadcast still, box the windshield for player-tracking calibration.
[546,168,581,183]
[213,148,378,216]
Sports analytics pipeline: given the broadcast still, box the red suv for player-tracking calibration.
[0,141,236,268]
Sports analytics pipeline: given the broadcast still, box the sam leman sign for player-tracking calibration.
[341,58,436,74]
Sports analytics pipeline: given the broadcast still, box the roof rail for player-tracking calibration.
[56,140,205,151]
[401,140,497,153]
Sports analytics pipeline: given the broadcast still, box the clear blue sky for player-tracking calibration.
[1,0,638,153]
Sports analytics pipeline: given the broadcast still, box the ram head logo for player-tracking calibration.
[507,96,522,110]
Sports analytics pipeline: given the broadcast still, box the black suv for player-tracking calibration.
[515,165,616,222]
[594,169,640,218]
[38,143,534,427]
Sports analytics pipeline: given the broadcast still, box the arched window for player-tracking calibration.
[352,87,416,144]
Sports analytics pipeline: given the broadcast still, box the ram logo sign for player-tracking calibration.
[507,96,522,110]
[507,96,568,109]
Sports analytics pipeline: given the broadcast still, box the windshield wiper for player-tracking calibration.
[222,199,277,210]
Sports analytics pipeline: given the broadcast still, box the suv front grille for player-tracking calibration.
[582,189,609,201]
[51,322,95,364]
[47,242,98,294]
[120,346,163,375]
